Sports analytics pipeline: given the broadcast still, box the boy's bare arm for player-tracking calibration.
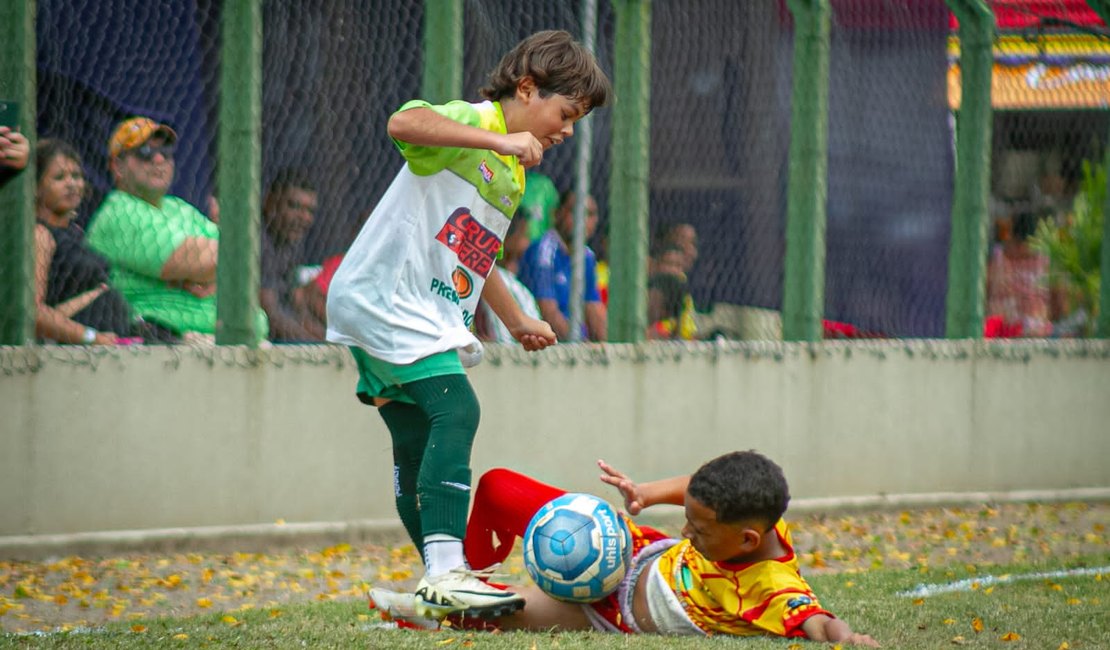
[161,237,218,283]
[388,107,544,167]
[598,460,689,515]
[481,268,556,350]
[801,614,880,647]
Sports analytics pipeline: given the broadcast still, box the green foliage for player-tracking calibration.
[1032,160,1105,335]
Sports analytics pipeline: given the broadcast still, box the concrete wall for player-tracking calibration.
[2,340,1108,542]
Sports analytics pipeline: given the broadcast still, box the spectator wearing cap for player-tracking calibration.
[86,116,267,341]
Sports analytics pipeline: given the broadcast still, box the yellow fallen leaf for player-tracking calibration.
[173,633,189,640]
[1066,598,1081,605]
[1001,632,1021,641]
[912,598,924,606]
[130,624,147,633]
[943,618,957,625]
[222,615,239,626]
[1057,642,1070,650]
[437,639,456,646]
[269,609,282,618]
[196,598,213,608]
[972,617,983,633]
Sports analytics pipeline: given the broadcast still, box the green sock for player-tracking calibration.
[377,401,430,549]
[402,374,480,540]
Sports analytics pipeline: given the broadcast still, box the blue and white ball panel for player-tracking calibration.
[522,493,633,603]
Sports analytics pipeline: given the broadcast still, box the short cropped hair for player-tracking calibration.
[687,450,791,528]
[479,30,612,112]
[267,168,316,196]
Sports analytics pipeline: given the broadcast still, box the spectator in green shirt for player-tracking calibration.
[519,169,559,242]
[86,116,267,341]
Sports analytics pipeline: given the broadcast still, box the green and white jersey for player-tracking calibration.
[326,99,525,364]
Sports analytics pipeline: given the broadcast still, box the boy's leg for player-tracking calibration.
[368,584,592,632]
[402,373,524,618]
[465,468,567,570]
[494,584,593,631]
[403,374,480,562]
[377,402,430,549]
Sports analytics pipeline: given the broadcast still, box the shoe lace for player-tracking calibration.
[448,563,507,581]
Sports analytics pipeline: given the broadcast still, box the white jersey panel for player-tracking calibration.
[326,168,510,364]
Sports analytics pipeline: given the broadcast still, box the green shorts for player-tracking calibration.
[349,347,464,405]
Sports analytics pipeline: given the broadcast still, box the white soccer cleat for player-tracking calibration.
[368,587,441,630]
[413,567,525,619]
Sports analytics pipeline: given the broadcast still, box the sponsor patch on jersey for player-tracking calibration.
[499,195,512,207]
[786,595,814,612]
[452,266,474,299]
[478,160,494,183]
[435,207,501,276]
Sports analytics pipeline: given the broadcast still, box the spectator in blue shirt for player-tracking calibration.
[518,191,606,341]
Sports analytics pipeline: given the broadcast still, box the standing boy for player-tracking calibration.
[326,30,612,619]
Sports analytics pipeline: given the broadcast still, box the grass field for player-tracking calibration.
[2,502,1108,648]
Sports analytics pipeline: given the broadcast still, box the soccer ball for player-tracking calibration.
[522,493,633,603]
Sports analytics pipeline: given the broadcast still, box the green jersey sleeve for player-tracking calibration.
[391,99,482,176]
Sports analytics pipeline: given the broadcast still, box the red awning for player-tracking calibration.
[950,1,1106,31]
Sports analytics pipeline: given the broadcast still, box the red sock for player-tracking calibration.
[464,468,566,570]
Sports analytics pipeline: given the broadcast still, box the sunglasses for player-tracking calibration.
[128,143,175,162]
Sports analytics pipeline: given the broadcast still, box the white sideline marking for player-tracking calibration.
[898,566,1110,598]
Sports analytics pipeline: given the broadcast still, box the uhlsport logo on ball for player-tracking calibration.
[522,493,632,603]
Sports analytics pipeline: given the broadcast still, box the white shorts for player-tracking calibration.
[580,538,701,635]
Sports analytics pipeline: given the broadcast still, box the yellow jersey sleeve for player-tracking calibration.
[655,519,834,637]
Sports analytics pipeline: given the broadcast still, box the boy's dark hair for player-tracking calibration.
[687,450,791,529]
[267,167,316,195]
[479,30,612,111]
[35,138,84,184]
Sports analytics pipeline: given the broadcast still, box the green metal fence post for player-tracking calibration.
[0,0,36,345]
[1088,0,1110,338]
[215,0,263,346]
[783,0,831,343]
[943,0,994,339]
[608,0,651,343]
[422,0,463,103]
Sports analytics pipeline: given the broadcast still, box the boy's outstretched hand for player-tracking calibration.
[511,316,556,351]
[598,459,647,516]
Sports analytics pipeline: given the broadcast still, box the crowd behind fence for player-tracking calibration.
[0,0,1107,347]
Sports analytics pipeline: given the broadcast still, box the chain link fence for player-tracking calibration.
[18,0,1109,344]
